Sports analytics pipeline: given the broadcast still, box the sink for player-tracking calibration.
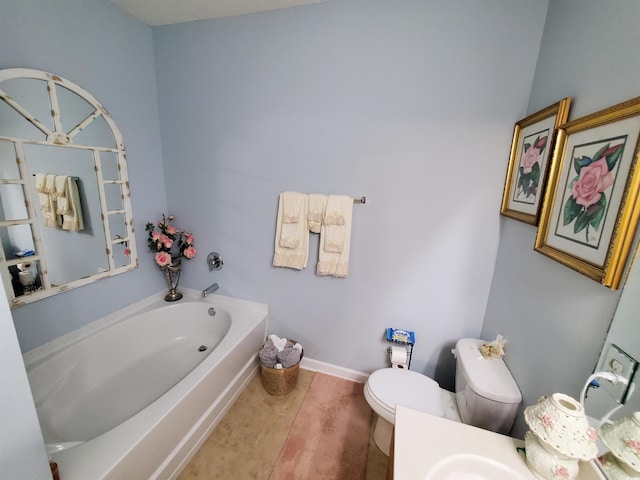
[424,454,531,480]
[393,406,605,480]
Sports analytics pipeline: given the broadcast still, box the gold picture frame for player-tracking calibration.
[535,96,640,289]
[501,98,572,225]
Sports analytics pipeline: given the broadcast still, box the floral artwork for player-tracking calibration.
[145,214,196,267]
[514,131,549,203]
[501,98,571,225]
[557,137,625,246]
[534,96,640,289]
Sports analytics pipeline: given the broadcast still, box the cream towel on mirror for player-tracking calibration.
[38,174,59,228]
[317,195,353,277]
[307,194,327,233]
[273,192,309,270]
[55,175,69,213]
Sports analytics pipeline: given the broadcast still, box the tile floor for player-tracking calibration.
[178,368,388,480]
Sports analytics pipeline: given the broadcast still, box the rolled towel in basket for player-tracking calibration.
[259,343,279,368]
[277,347,301,368]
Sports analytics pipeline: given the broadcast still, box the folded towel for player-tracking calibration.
[273,192,309,270]
[307,194,327,233]
[317,195,353,277]
[54,175,67,198]
[61,177,84,231]
[36,174,59,228]
[35,173,46,193]
[44,174,56,193]
[55,175,70,214]
[279,192,305,248]
[281,191,302,223]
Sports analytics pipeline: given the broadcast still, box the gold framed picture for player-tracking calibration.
[535,96,640,289]
[501,98,571,225]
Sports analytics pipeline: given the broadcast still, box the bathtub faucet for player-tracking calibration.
[202,283,219,298]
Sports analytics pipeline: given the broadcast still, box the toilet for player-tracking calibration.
[363,338,522,455]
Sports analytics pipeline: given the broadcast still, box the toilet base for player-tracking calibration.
[373,415,393,456]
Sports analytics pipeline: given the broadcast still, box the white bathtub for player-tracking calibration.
[23,289,268,480]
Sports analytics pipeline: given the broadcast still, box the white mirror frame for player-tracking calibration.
[0,68,137,308]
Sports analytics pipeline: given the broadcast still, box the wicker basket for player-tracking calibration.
[259,342,303,397]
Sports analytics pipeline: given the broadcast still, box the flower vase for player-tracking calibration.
[161,258,183,302]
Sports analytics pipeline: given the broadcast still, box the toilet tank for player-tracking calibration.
[453,338,522,435]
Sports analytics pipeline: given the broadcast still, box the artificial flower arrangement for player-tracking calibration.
[145,214,196,267]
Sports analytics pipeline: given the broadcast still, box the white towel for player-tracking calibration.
[38,174,59,228]
[279,191,304,248]
[61,177,84,232]
[273,192,309,270]
[55,175,69,213]
[317,195,353,277]
[307,194,327,233]
[43,174,56,193]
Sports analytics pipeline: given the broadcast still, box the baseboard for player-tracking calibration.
[300,357,369,383]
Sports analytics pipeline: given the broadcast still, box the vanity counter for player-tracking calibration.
[393,405,606,480]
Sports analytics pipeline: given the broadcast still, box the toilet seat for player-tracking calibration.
[364,368,444,424]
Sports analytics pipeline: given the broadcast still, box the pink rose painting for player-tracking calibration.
[563,141,624,241]
[516,133,548,201]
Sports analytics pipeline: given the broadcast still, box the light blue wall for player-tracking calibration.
[482,0,640,438]
[152,0,549,384]
[0,0,168,351]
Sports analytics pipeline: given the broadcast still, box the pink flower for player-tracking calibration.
[151,231,161,241]
[166,225,177,235]
[124,247,131,258]
[185,233,194,245]
[155,251,172,267]
[586,427,598,442]
[571,157,615,208]
[540,414,554,429]
[627,439,640,453]
[554,466,570,479]
[161,235,173,248]
[520,145,540,174]
[183,246,196,259]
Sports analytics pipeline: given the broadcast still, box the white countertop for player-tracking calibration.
[393,405,606,480]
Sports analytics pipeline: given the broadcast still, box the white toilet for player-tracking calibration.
[363,338,522,455]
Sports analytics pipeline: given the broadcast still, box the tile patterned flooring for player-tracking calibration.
[178,368,388,480]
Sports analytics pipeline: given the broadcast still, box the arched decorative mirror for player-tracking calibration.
[0,68,137,308]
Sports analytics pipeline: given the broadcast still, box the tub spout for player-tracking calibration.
[202,283,219,297]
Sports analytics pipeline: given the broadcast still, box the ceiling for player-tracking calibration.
[110,0,335,26]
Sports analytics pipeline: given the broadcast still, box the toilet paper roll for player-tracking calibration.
[19,270,35,286]
[17,262,32,272]
[390,345,408,368]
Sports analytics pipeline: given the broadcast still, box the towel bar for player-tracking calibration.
[353,196,366,204]
[32,174,79,181]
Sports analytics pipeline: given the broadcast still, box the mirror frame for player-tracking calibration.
[0,68,137,307]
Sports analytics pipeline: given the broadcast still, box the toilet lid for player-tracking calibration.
[365,369,443,424]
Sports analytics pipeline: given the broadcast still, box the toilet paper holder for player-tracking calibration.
[385,327,415,369]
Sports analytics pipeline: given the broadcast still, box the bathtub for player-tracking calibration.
[23,289,268,480]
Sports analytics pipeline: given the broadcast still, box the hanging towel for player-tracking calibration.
[54,175,69,212]
[37,174,59,228]
[317,195,353,277]
[61,176,84,231]
[273,192,309,270]
[307,194,327,233]
[279,191,304,248]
